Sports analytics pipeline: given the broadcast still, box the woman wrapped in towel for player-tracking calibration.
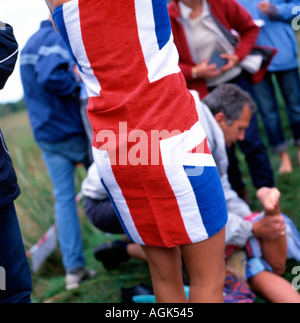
[45,0,228,303]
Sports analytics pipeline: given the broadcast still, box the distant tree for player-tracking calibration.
[0,99,26,117]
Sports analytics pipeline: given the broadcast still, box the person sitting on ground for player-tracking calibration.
[82,162,146,270]
[83,84,300,303]
[202,85,300,303]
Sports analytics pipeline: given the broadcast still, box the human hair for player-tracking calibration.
[202,84,257,126]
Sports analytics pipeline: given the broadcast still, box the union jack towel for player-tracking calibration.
[53,0,227,247]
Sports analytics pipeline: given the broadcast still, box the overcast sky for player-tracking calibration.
[0,0,49,104]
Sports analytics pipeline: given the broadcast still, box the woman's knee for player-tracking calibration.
[142,246,182,281]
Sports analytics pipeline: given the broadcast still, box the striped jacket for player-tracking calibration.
[0,23,20,208]
[20,20,85,143]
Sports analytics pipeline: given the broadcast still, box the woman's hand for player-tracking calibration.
[192,59,222,79]
[219,53,240,73]
[252,215,286,241]
[258,1,272,15]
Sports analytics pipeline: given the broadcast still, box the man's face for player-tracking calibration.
[217,103,252,147]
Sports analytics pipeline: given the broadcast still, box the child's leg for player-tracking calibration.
[249,270,300,303]
[256,187,287,275]
[256,187,281,215]
[141,245,187,303]
[180,228,226,303]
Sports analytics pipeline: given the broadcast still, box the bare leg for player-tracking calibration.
[256,187,287,275]
[180,228,226,303]
[127,243,147,262]
[142,229,226,303]
[141,246,187,303]
[249,271,300,303]
[279,151,293,174]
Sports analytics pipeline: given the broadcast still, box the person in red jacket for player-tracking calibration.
[168,0,259,96]
[168,0,275,200]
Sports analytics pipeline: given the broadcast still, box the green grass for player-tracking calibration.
[1,110,152,303]
[2,83,300,302]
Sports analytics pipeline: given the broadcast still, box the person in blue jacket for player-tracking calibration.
[20,18,95,290]
[0,22,32,303]
[238,0,300,174]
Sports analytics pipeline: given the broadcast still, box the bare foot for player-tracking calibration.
[279,152,293,174]
[256,187,281,215]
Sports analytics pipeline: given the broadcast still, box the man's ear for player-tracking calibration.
[214,112,226,126]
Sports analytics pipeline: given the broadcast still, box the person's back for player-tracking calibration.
[0,24,20,206]
[20,20,85,143]
[0,21,32,303]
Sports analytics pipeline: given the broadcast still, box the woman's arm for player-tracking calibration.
[259,0,300,22]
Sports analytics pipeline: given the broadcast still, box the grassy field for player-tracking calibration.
[1,110,152,303]
[1,105,300,303]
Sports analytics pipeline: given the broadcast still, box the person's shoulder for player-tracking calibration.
[208,0,245,11]
[0,23,18,52]
[207,0,231,7]
[206,0,233,18]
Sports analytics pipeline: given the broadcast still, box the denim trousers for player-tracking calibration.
[38,135,90,272]
[0,202,32,303]
[254,68,300,154]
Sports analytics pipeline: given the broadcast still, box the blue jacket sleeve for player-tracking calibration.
[272,0,299,22]
[35,44,78,96]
